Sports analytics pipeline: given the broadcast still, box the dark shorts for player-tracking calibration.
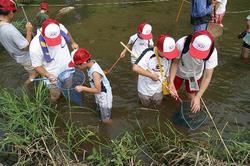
[243,41,250,49]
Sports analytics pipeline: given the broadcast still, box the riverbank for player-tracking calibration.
[0,85,249,165]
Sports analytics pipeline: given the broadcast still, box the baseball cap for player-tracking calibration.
[156,35,179,60]
[189,30,214,59]
[137,22,153,40]
[41,19,62,46]
[68,48,92,67]
[40,2,49,11]
[0,0,17,11]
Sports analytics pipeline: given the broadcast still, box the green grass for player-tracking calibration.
[0,85,249,165]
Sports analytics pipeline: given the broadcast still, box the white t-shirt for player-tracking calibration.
[176,36,218,80]
[135,48,170,96]
[128,34,154,63]
[216,0,227,14]
[30,24,71,78]
[87,62,112,92]
[0,22,30,63]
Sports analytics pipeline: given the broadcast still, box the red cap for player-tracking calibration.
[68,48,92,67]
[41,19,62,46]
[137,22,153,40]
[189,30,214,59]
[40,2,49,11]
[0,0,17,11]
[157,35,179,60]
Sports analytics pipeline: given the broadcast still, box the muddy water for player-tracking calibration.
[0,0,250,138]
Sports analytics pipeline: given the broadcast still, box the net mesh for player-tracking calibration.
[172,100,208,130]
[207,22,223,39]
[57,68,85,90]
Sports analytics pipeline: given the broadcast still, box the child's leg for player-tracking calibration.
[96,92,112,123]
[242,42,250,59]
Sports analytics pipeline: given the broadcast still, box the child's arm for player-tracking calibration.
[67,32,79,50]
[75,72,102,94]
[120,44,132,58]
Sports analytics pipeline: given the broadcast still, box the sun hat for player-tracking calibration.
[137,22,153,40]
[0,0,17,11]
[68,48,92,67]
[41,19,62,46]
[40,2,49,11]
[156,35,179,60]
[189,30,214,60]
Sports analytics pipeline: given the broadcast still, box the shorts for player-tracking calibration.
[138,92,163,107]
[174,75,202,94]
[192,23,208,32]
[95,91,113,121]
[19,59,35,74]
[243,41,250,49]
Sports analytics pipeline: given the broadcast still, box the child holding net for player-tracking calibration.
[68,48,113,124]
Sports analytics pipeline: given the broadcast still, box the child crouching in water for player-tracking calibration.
[69,48,113,123]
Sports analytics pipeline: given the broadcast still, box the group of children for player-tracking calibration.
[0,0,249,124]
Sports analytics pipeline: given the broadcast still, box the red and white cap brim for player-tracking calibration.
[44,35,62,46]
[189,43,210,59]
[138,33,153,40]
[162,47,179,60]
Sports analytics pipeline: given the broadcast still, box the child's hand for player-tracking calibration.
[75,85,85,92]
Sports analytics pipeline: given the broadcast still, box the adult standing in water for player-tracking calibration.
[168,30,218,113]
[0,0,37,85]
[29,19,78,102]
[191,0,218,31]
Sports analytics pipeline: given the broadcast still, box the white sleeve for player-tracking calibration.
[136,52,150,70]
[175,36,187,59]
[59,24,69,34]
[205,48,218,69]
[149,39,154,47]
[128,34,137,45]
[10,25,29,49]
[29,38,43,67]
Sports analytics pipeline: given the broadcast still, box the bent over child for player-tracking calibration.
[69,48,113,123]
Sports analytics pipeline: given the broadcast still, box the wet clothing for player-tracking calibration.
[191,0,213,31]
[128,34,154,64]
[87,62,112,121]
[135,47,170,97]
[35,11,49,29]
[138,92,163,107]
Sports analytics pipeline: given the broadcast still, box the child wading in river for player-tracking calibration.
[238,15,250,59]
[69,48,113,123]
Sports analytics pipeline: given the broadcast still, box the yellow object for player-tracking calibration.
[154,47,170,95]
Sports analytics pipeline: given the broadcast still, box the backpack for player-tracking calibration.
[39,30,71,63]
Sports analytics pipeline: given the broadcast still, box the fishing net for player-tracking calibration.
[172,100,208,130]
[57,68,85,90]
[207,22,223,39]
[57,68,85,106]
